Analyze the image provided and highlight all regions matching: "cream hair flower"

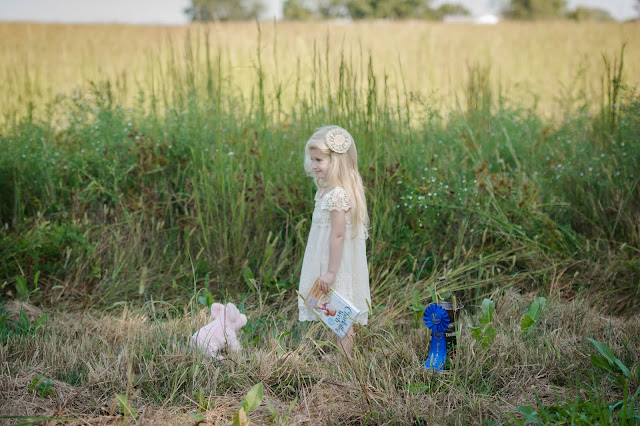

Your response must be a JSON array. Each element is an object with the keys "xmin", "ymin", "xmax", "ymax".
[{"xmin": 325, "ymin": 128, "xmax": 353, "ymax": 153}]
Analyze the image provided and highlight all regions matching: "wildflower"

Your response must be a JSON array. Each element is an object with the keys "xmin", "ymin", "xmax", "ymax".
[{"xmin": 228, "ymin": 152, "xmax": 234, "ymax": 156}]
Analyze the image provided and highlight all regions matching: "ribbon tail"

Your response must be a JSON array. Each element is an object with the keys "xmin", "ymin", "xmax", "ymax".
[{"xmin": 424, "ymin": 331, "xmax": 447, "ymax": 371}]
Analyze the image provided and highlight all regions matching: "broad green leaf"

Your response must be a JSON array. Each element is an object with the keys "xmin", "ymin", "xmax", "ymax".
[
  {"xmin": 590, "ymin": 354, "xmax": 614, "ymax": 373},
  {"xmin": 469, "ymin": 325, "xmax": 483, "ymax": 341},
  {"xmin": 588, "ymin": 338, "xmax": 632, "ymax": 379},
  {"xmin": 242, "ymin": 382, "xmax": 263, "ymax": 413},
  {"xmin": 513, "ymin": 405, "xmax": 540, "ymax": 424},
  {"xmin": 481, "ymin": 298, "xmax": 495, "ymax": 325},
  {"xmin": 526, "ymin": 297, "xmax": 546, "ymax": 321},
  {"xmin": 587, "ymin": 338, "xmax": 617, "ymax": 364},
  {"xmin": 115, "ymin": 394, "xmax": 137, "ymax": 421},
  {"xmin": 521, "ymin": 315, "xmax": 535, "ymax": 331},
  {"xmin": 231, "ymin": 407, "xmax": 249, "ymax": 426},
  {"xmin": 410, "ymin": 290, "xmax": 422, "ymax": 311}
]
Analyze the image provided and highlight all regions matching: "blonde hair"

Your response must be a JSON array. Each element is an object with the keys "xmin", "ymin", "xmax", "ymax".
[{"xmin": 304, "ymin": 125, "xmax": 369, "ymax": 238}]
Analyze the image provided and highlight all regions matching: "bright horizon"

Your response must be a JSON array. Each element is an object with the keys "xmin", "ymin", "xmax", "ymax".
[{"xmin": 0, "ymin": 0, "xmax": 637, "ymax": 23}]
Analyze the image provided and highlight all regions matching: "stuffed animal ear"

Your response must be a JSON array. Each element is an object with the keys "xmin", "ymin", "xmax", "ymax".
[
  {"xmin": 211, "ymin": 303, "xmax": 225, "ymax": 319},
  {"xmin": 224, "ymin": 302, "xmax": 239, "ymax": 322},
  {"xmin": 238, "ymin": 313, "xmax": 248, "ymax": 329}
]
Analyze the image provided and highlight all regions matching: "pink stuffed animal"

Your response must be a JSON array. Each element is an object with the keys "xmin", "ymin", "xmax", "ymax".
[{"xmin": 191, "ymin": 302, "xmax": 248, "ymax": 359}]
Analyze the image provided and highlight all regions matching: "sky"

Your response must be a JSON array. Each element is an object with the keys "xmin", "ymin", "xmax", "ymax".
[{"xmin": 0, "ymin": 0, "xmax": 637, "ymax": 23}]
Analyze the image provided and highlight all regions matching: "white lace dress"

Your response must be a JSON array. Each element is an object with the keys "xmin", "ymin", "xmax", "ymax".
[{"xmin": 298, "ymin": 186, "xmax": 370, "ymax": 325}]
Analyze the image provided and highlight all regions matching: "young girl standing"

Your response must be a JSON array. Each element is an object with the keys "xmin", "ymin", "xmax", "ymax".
[{"xmin": 298, "ymin": 125, "xmax": 370, "ymax": 356}]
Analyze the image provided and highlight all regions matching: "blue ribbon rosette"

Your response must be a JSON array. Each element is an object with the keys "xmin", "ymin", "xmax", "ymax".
[{"xmin": 423, "ymin": 304, "xmax": 450, "ymax": 371}]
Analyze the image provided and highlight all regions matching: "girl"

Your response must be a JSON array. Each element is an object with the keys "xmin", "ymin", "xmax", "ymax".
[{"xmin": 298, "ymin": 125, "xmax": 370, "ymax": 356}]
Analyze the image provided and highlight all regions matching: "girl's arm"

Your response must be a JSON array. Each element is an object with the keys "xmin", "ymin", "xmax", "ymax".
[{"xmin": 319, "ymin": 209, "xmax": 347, "ymax": 293}]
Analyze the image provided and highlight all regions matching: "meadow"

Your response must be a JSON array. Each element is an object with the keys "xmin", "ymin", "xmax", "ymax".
[{"xmin": 0, "ymin": 21, "xmax": 639, "ymax": 424}]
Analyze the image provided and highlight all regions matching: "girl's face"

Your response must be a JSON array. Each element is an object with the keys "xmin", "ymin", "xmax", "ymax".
[{"xmin": 309, "ymin": 148, "xmax": 331, "ymax": 179}]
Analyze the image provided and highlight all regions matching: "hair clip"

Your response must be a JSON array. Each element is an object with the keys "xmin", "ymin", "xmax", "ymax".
[{"xmin": 325, "ymin": 128, "xmax": 353, "ymax": 153}]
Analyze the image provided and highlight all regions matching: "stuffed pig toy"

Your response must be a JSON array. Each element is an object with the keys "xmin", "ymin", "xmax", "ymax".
[{"xmin": 191, "ymin": 302, "xmax": 248, "ymax": 359}]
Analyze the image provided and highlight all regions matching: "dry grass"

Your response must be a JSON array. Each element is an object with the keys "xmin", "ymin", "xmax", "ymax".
[
  {"xmin": 1, "ymin": 291, "xmax": 638, "ymax": 425},
  {"xmin": 1, "ymin": 21, "xmax": 639, "ymax": 124}
]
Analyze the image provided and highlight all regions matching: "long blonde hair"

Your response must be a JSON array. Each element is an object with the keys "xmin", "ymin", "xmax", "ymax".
[{"xmin": 304, "ymin": 125, "xmax": 369, "ymax": 238}]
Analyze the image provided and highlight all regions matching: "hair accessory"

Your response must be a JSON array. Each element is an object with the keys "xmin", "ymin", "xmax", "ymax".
[{"xmin": 325, "ymin": 128, "xmax": 353, "ymax": 153}]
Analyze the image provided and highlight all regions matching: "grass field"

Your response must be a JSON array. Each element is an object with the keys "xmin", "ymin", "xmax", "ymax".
[
  {"xmin": 2, "ymin": 21, "xmax": 640, "ymax": 124},
  {"xmin": 0, "ymin": 21, "xmax": 639, "ymax": 424}
]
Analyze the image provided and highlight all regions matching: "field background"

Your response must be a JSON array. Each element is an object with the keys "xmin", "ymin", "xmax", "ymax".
[
  {"xmin": 2, "ymin": 21, "xmax": 640, "ymax": 124},
  {"xmin": 0, "ymin": 21, "xmax": 639, "ymax": 424}
]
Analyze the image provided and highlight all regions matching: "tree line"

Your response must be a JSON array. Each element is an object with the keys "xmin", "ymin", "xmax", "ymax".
[{"xmin": 185, "ymin": 0, "xmax": 618, "ymax": 22}]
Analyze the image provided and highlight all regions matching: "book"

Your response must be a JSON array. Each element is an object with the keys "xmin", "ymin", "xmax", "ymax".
[{"xmin": 304, "ymin": 278, "xmax": 360, "ymax": 338}]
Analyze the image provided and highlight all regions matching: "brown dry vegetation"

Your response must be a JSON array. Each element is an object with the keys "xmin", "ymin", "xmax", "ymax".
[{"xmin": 1, "ymin": 291, "xmax": 638, "ymax": 425}]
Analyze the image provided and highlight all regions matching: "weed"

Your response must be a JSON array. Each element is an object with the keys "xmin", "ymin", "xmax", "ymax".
[
  {"xmin": 28, "ymin": 375, "xmax": 55, "ymax": 398},
  {"xmin": 0, "ymin": 307, "xmax": 48, "ymax": 344},
  {"xmin": 468, "ymin": 298, "xmax": 497, "ymax": 347},
  {"xmin": 233, "ymin": 382, "xmax": 263, "ymax": 426},
  {"xmin": 520, "ymin": 296, "xmax": 546, "ymax": 336}
]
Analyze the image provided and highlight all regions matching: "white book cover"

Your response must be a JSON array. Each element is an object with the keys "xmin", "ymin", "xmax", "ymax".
[{"xmin": 304, "ymin": 278, "xmax": 360, "ymax": 338}]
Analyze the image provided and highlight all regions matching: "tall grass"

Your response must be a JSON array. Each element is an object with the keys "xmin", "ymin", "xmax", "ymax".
[{"xmin": 0, "ymin": 25, "xmax": 638, "ymax": 315}]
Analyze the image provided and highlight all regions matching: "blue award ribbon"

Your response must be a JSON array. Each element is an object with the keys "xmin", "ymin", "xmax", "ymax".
[{"xmin": 423, "ymin": 304, "xmax": 450, "ymax": 371}]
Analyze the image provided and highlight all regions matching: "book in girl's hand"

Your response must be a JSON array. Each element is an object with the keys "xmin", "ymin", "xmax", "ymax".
[{"xmin": 304, "ymin": 278, "xmax": 360, "ymax": 338}]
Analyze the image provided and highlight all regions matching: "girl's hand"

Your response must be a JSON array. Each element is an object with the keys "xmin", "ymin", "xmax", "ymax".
[{"xmin": 319, "ymin": 271, "xmax": 336, "ymax": 293}]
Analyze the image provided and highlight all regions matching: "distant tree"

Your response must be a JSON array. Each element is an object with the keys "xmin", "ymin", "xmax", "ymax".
[
  {"xmin": 344, "ymin": 0, "xmax": 432, "ymax": 19},
  {"xmin": 283, "ymin": 0, "xmax": 345, "ymax": 19},
  {"xmin": 344, "ymin": 0, "xmax": 375, "ymax": 19},
  {"xmin": 566, "ymin": 7, "xmax": 613, "ymax": 22},
  {"xmin": 502, "ymin": 0, "xmax": 566, "ymax": 20},
  {"xmin": 283, "ymin": 0, "xmax": 315, "ymax": 20},
  {"xmin": 185, "ymin": 0, "xmax": 265, "ymax": 21},
  {"xmin": 419, "ymin": 3, "xmax": 470, "ymax": 20},
  {"xmin": 316, "ymin": 0, "xmax": 348, "ymax": 18},
  {"xmin": 435, "ymin": 3, "xmax": 471, "ymax": 17}
]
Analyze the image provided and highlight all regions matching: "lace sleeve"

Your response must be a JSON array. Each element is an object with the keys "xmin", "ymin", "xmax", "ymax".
[{"xmin": 320, "ymin": 187, "xmax": 351, "ymax": 212}]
